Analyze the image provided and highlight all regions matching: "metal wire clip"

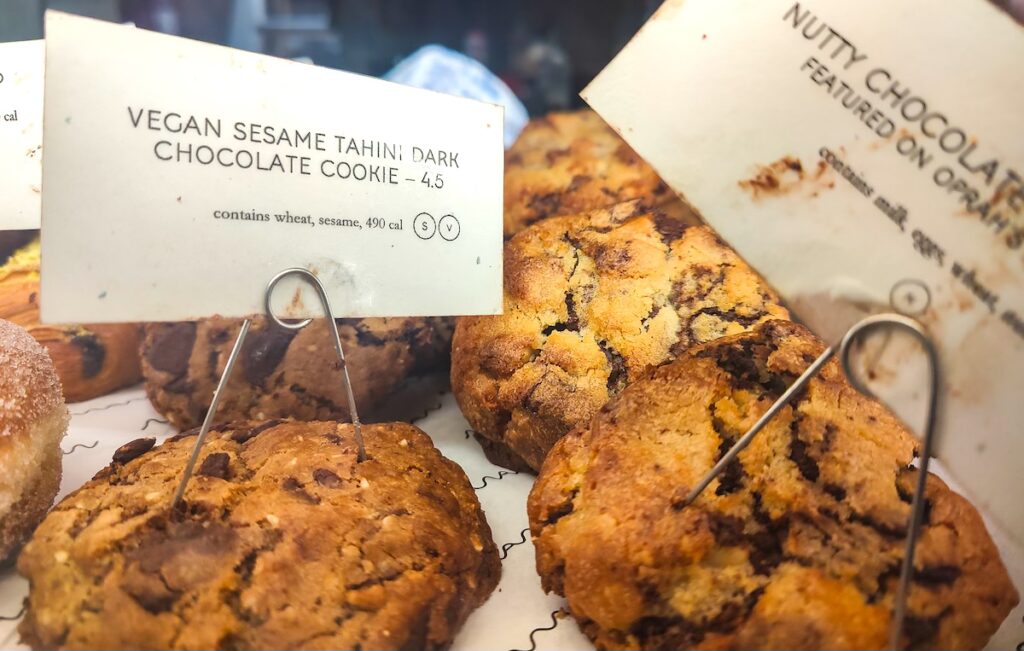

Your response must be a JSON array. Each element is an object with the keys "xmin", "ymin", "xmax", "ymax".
[
  {"xmin": 682, "ymin": 313, "xmax": 940, "ymax": 651},
  {"xmin": 170, "ymin": 268, "xmax": 364, "ymax": 510}
]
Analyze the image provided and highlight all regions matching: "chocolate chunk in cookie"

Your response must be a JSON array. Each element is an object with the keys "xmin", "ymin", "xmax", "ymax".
[
  {"xmin": 503, "ymin": 110, "xmax": 696, "ymax": 237},
  {"xmin": 528, "ymin": 321, "xmax": 1018, "ymax": 650},
  {"xmin": 19, "ymin": 421, "xmax": 499, "ymax": 650},
  {"xmin": 453, "ymin": 201, "xmax": 788, "ymax": 471}
]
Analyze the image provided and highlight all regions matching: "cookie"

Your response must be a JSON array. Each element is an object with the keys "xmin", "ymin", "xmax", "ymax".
[
  {"xmin": 528, "ymin": 320, "xmax": 1018, "ymax": 650},
  {"xmin": 143, "ymin": 316, "xmax": 453, "ymax": 429},
  {"xmin": 18, "ymin": 420, "xmax": 500, "ymax": 650},
  {"xmin": 0, "ymin": 318, "xmax": 68, "ymax": 563},
  {"xmin": 0, "ymin": 239, "xmax": 142, "ymax": 402},
  {"xmin": 503, "ymin": 109, "xmax": 698, "ymax": 237},
  {"xmin": 452, "ymin": 200, "xmax": 788, "ymax": 471}
]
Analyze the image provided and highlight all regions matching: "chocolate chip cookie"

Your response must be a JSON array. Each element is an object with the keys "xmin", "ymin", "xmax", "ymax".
[
  {"xmin": 19, "ymin": 420, "xmax": 500, "ymax": 650},
  {"xmin": 503, "ymin": 109, "xmax": 698, "ymax": 237},
  {"xmin": 528, "ymin": 320, "xmax": 1018, "ymax": 650},
  {"xmin": 143, "ymin": 316, "xmax": 453, "ymax": 429},
  {"xmin": 452, "ymin": 200, "xmax": 788, "ymax": 472}
]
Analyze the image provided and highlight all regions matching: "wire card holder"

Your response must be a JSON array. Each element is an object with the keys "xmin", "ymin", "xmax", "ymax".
[
  {"xmin": 683, "ymin": 313, "xmax": 940, "ymax": 651},
  {"xmin": 170, "ymin": 268, "xmax": 365, "ymax": 510}
]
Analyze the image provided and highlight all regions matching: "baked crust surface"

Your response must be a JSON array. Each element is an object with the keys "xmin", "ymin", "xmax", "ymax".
[
  {"xmin": 453, "ymin": 201, "xmax": 787, "ymax": 471},
  {"xmin": 143, "ymin": 316, "xmax": 453, "ymax": 429},
  {"xmin": 0, "ymin": 318, "xmax": 67, "ymax": 563},
  {"xmin": 19, "ymin": 420, "xmax": 499, "ymax": 650},
  {"xmin": 503, "ymin": 110, "xmax": 692, "ymax": 237},
  {"xmin": 528, "ymin": 320, "xmax": 1018, "ymax": 650}
]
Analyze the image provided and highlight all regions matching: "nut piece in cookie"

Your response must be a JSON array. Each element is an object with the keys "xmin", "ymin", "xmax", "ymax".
[
  {"xmin": 453, "ymin": 200, "xmax": 788, "ymax": 471},
  {"xmin": 503, "ymin": 109, "xmax": 698, "ymax": 237},
  {"xmin": 0, "ymin": 318, "xmax": 68, "ymax": 563},
  {"xmin": 18, "ymin": 420, "xmax": 499, "ymax": 650},
  {"xmin": 142, "ymin": 316, "xmax": 453, "ymax": 429},
  {"xmin": 528, "ymin": 320, "xmax": 1018, "ymax": 650}
]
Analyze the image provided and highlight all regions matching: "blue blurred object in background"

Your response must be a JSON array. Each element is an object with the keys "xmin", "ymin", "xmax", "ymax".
[{"xmin": 385, "ymin": 44, "xmax": 528, "ymax": 148}]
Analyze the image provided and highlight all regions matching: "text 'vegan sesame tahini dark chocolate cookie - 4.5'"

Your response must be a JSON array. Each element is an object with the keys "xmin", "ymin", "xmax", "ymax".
[
  {"xmin": 503, "ymin": 109, "xmax": 699, "ymax": 237},
  {"xmin": 18, "ymin": 420, "xmax": 499, "ymax": 650},
  {"xmin": 142, "ymin": 316, "xmax": 453, "ymax": 429},
  {"xmin": 452, "ymin": 200, "xmax": 788, "ymax": 472},
  {"xmin": 528, "ymin": 320, "xmax": 1018, "ymax": 650}
]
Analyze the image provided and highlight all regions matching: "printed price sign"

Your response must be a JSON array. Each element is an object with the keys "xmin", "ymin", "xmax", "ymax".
[
  {"xmin": 584, "ymin": 0, "xmax": 1024, "ymax": 544},
  {"xmin": 0, "ymin": 39, "xmax": 43, "ymax": 230},
  {"xmin": 40, "ymin": 12, "xmax": 503, "ymax": 323}
]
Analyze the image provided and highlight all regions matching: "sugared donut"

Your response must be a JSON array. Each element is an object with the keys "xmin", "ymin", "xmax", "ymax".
[{"xmin": 0, "ymin": 318, "xmax": 68, "ymax": 562}]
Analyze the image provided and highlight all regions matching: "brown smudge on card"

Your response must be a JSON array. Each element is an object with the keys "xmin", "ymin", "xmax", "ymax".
[
  {"xmin": 289, "ymin": 287, "xmax": 304, "ymax": 314},
  {"xmin": 739, "ymin": 155, "xmax": 835, "ymax": 200},
  {"xmin": 739, "ymin": 156, "xmax": 804, "ymax": 198}
]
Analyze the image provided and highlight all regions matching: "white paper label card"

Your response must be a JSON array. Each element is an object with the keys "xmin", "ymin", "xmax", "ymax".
[
  {"xmin": 0, "ymin": 39, "xmax": 44, "ymax": 230},
  {"xmin": 584, "ymin": 0, "xmax": 1024, "ymax": 543},
  {"xmin": 40, "ymin": 11, "xmax": 503, "ymax": 323}
]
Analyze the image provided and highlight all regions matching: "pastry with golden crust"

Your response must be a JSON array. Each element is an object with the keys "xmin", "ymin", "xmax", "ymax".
[
  {"xmin": 0, "ymin": 239, "xmax": 142, "ymax": 403},
  {"xmin": 142, "ymin": 316, "xmax": 453, "ymax": 429},
  {"xmin": 503, "ymin": 109, "xmax": 697, "ymax": 237},
  {"xmin": 453, "ymin": 200, "xmax": 787, "ymax": 471},
  {"xmin": 19, "ymin": 420, "xmax": 499, "ymax": 649},
  {"xmin": 528, "ymin": 320, "xmax": 1018, "ymax": 650},
  {"xmin": 0, "ymin": 318, "xmax": 68, "ymax": 563}
]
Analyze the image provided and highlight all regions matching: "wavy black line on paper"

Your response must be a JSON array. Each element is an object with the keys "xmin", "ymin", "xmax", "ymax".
[
  {"xmin": 70, "ymin": 396, "xmax": 146, "ymax": 416},
  {"xmin": 472, "ymin": 469, "xmax": 519, "ymax": 490},
  {"xmin": 0, "ymin": 605, "xmax": 25, "ymax": 621},
  {"xmin": 464, "ymin": 428, "xmax": 473, "ymax": 439},
  {"xmin": 141, "ymin": 417, "xmax": 169, "ymax": 431},
  {"xmin": 500, "ymin": 527, "xmax": 530, "ymax": 560},
  {"xmin": 510, "ymin": 609, "xmax": 561, "ymax": 651},
  {"xmin": 62, "ymin": 440, "xmax": 99, "ymax": 455}
]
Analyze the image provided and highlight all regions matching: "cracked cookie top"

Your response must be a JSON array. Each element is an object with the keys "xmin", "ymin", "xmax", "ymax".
[
  {"xmin": 452, "ymin": 200, "xmax": 788, "ymax": 471},
  {"xmin": 503, "ymin": 110, "xmax": 684, "ymax": 237},
  {"xmin": 18, "ymin": 421, "xmax": 500, "ymax": 650},
  {"xmin": 528, "ymin": 320, "xmax": 1018, "ymax": 650}
]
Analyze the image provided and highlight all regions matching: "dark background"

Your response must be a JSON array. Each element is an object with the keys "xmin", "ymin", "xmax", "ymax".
[
  {"xmin": 0, "ymin": 0, "xmax": 665, "ymax": 115},
  {"xmin": 3, "ymin": 0, "xmax": 1021, "ymax": 116}
]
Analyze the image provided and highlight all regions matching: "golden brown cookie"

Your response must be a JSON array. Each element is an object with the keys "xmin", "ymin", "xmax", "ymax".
[
  {"xmin": 0, "ymin": 318, "xmax": 68, "ymax": 563},
  {"xmin": 452, "ymin": 200, "xmax": 788, "ymax": 471},
  {"xmin": 0, "ymin": 239, "xmax": 142, "ymax": 402},
  {"xmin": 142, "ymin": 316, "xmax": 453, "ymax": 429},
  {"xmin": 503, "ymin": 109, "xmax": 697, "ymax": 237},
  {"xmin": 528, "ymin": 320, "xmax": 1018, "ymax": 650},
  {"xmin": 19, "ymin": 420, "xmax": 499, "ymax": 650}
]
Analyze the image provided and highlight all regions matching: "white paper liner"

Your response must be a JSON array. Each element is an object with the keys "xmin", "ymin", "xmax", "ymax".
[{"xmin": 0, "ymin": 382, "xmax": 1019, "ymax": 650}]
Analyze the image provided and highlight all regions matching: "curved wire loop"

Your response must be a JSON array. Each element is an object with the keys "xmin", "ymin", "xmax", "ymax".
[
  {"xmin": 683, "ymin": 312, "xmax": 940, "ymax": 650},
  {"xmin": 265, "ymin": 268, "xmax": 364, "ymax": 461},
  {"xmin": 172, "ymin": 268, "xmax": 366, "ymax": 512},
  {"xmin": 838, "ymin": 313, "xmax": 940, "ymax": 650}
]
